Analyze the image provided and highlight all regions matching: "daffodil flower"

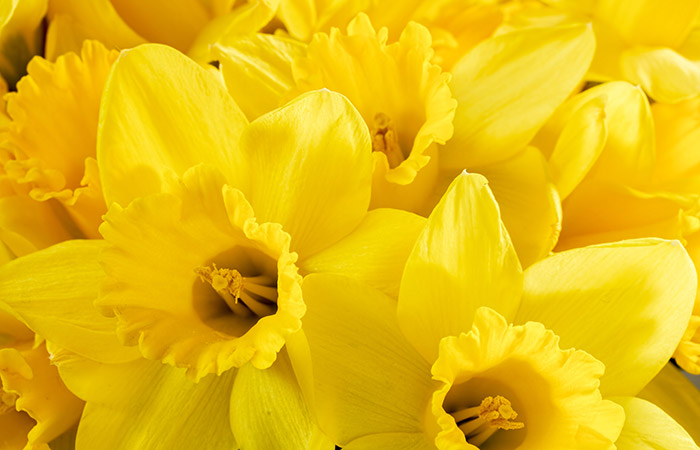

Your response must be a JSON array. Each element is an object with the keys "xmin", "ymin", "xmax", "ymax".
[
  {"xmin": 0, "ymin": 309, "xmax": 83, "ymax": 450},
  {"xmin": 215, "ymin": 15, "xmax": 593, "ymax": 266},
  {"xmin": 506, "ymin": 0, "xmax": 700, "ymax": 103},
  {"xmin": 1, "ymin": 40, "xmax": 118, "ymax": 240},
  {"xmin": 301, "ymin": 172, "xmax": 698, "ymax": 449},
  {"xmin": 534, "ymin": 81, "xmax": 700, "ymax": 375},
  {"xmin": 0, "ymin": 43, "xmax": 425, "ymax": 448},
  {"xmin": 45, "ymin": 0, "xmax": 279, "ymax": 60}
]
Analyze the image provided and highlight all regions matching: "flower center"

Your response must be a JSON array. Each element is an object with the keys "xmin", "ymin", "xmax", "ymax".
[
  {"xmin": 195, "ymin": 263, "xmax": 278, "ymax": 319},
  {"xmin": 451, "ymin": 395, "xmax": 524, "ymax": 447},
  {"xmin": 371, "ymin": 112, "xmax": 405, "ymax": 169}
]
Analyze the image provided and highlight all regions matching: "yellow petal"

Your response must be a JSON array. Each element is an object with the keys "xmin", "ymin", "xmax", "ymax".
[
  {"xmin": 299, "ymin": 208, "xmax": 426, "ymax": 298},
  {"xmin": 0, "ymin": 409, "xmax": 35, "ymax": 450},
  {"xmin": 230, "ymin": 350, "xmax": 312, "ymax": 449},
  {"xmin": 518, "ymin": 239, "xmax": 697, "ymax": 396},
  {"xmin": 621, "ymin": 46, "xmax": 700, "ymax": 103},
  {"xmin": 611, "ymin": 397, "xmax": 699, "ymax": 450},
  {"xmin": 442, "ymin": 24, "xmax": 595, "ymax": 169},
  {"xmin": 0, "ymin": 197, "xmax": 82, "ymax": 256},
  {"xmin": 0, "ymin": 343, "xmax": 83, "ymax": 448},
  {"xmin": 189, "ymin": 0, "xmax": 281, "ymax": 64},
  {"xmin": 240, "ymin": 89, "xmax": 371, "ymax": 257},
  {"xmin": 56, "ymin": 356, "xmax": 237, "ymax": 450},
  {"xmin": 557, "ymin": 180, "xmax": 700, "ymax": 251},
  {"xmin": 98, "ymin": 43, "xmax": 249, "ymax": 208},
  {"xmin": 344, "ymin": 433, "xmax": 431, "ymax": 450},
  {"xmin": 108, "ymin": 0, "xmax": 211, "ymax": 51},
  {"xmin": 0, "ymin": 240, "xmax": 139, "ymax": 364},
  {"xmin": 277, "ymin": 0, "xmax": 316, "ymax": 41},
  {"xmin": 397, "ymin": 172, "xmax": 523, "ymax": 363},
  {"xmin": 431, "ymin": 307, "xmax": 624, "ymax": 450},
  {"xmin": 5, "ymin": 40, "xmax": 118, "ymax": 238},
  {"xmin": 216, "ymin": 33, "xmax": 305, "ymax": 121},
  {"xmin": 537, "ymin": 81, "xmax": 654, "ymax": 188},
  {"xmin": 546, "ymin": 97, "xmax": 607, "ymax": 200},
  {"xmin": 652, "ymin": 96, "xmax": 700, "ymax": 186},
  {"xmin": 302, "ymin": 274, "xmax": 433, "ymax": 445},
  {"xmin": 595, "ymin": 0, "xmax": 700, "ymax": 48},
  {"xmin": 638, "ymin": 363, "xmax": 700, "ymax": 444},
  {"xmin": 47, "ymin": 0, "xmax": 144, "ymax": 54},
  {"xmin": 473, "ymin": 146, "xmax": 562, "ymax": 267}
]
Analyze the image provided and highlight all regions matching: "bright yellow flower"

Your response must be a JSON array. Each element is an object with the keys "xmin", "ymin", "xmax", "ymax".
[
  {"xmin": 0, "ymin": 43, "xmax": 425, "ymax": 448},
  {"xmin": 535, "ymin": 83, "xmax": 700, "ymax": 375},
  {"xmin": 301, "ymin": 172, "xmax": 698, "ymax": 449},
  {"xmin": 507, "ymin": 0, "xmax": 700, "ymax": 103},
  {"xmin": 1, "ymin": 40, "xmax": 118, "ymax": 239},
  {"xmin": 0, "ymin": 310, "xmax": 83, "ymax": 450},
  {"xmin": 215, "ymin": 15, "xmax": 594, "ymax": 266}
]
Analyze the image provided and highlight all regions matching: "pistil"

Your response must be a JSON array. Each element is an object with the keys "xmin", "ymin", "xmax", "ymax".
[
  {"xmin": 0, "ymin": 388, "xmax": 18, "ymax": 414},
  {"xmin": 451, "ymin": 395, "xmax": 524, "ymax": 447}
]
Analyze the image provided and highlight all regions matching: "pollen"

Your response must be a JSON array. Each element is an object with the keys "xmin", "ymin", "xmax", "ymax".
[
  {"xmin": 195, "ymin": 264, "xmax": 243, "ymax": 301},
  {"xmin": 451, "ymin": 395, "xmax": 524, "ymax": 447},
  {"xmin": 371, "ymin": 112, "xmax": 405, "ymax": 169},
  {"xmin": 195, "ymin": 263, "xmax": 278, "ymax": 318}
]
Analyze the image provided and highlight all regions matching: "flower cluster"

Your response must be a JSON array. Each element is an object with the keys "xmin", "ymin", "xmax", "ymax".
[{"xmin": 1, "ymin": 0, "xmax": 700, "ymax": 449}]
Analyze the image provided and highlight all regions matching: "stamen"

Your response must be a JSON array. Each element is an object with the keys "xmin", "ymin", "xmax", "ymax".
[
  {"xmin": 451, "ymin": 395, "xmax": 524, "ymax": 447},
  {"xmin": 371, "ymin": 112, "xmax": 404, "ymax": 169},
  {"xmin": 195, "ymin": 264, "xmax": 278, "ymax": 318}
]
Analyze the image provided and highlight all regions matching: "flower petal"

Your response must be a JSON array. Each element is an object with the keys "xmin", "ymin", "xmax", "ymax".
[
  {"xmin": 638, "ymin": 363, "xmax": 700, "ymax": 444},
  {"xmin": 230, "ymin": 350, "xmax": 312, "ymax": 450},
  {"xmin": 108, "ymin": 0, "xmax": 211, "ymax": 51},
  {"xmin": 517, "ymin": 239, "xmax": 697, "ymax": 396},
  {"xmin": 240, "ymin": 89, "xmax": 372, "ymax": 257},
  {"xmin": 47, "ymin": 0, "xmax": 144, "ymax": 55},
  {"xmin": 474, "ymin": 146, "xmax": 562, "ymax": 267},
  {"xmin": 98, "ymin": 43, "xmax": 249, "ymax": 208},
  {"xmin": 56, "ymin": 356, "xmax": 237, "ymax": 450},
  {"xmin": 0, "ymin": 240, "xmax": 139, "ymax": 364},
  {"xmin": 299, "ymin": 208, "xmax": 426, "ymax": 298},
  {"xmin": 302, "ymin": 273, "xmax": 433, "ymax": 445},
  {"xmin": 0, "ymin": 197, "xmax": 81, "ymax": 257},
  {"xmin": 397, "ymin": 172, "xmax": 522, "ymax": 363},
  {"xmin": 621, "ymin": 46, "xmax": 700, "ymax": 103},
  {"xmin": 0, "ymin": 344, "xmax": 83, "ymax": 447},
  {"xmin": 595, "ymin": 0, "xmax": 700, "ymax": 48},
  {"xmin": 611, "ymin": 397, "xmax": 699, "ymax": 450},
  {"xmin": 442, "ymin": 24, "xmax": 594, "ymax": 169},
  {"xmin": 216, "ymin": 33, "xmax": 305, "ymax": 121},
  {"xmin": 344, "ymin": 433, "xmax": 432, "ymax": 450}
]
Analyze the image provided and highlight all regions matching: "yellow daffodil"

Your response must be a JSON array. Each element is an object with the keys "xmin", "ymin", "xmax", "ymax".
[
  {"xmin": 215, "ymin": 14, "xmax": 593, "ymax": 266},
  {"xmin": 0, "ymin": 0, "xmax": 46, "ymax": 89},
  {"xmin": 301, "ymin": 172, "xmax": 698, "ymax": 449},
  {"xmin": 535, "ymin": 82, "xmax": 700, "ymax": 375},
  {"xmin": 0, "ymin": 43, "xmax": 425, "ymax": 448},
  {"xmin": 45, "ymin": 0, "xmax": 280, "ymax": 60},
  {"xmin": 0, "ymin": 310, "xmax": 83, "ymax": 450},
  {"xmin": 506, "ymin": 0, "xmax": 700, "ymax": 103},
  {"xmin": 1, "ymin": 40, "xmax": 118, "ymax": 239}
]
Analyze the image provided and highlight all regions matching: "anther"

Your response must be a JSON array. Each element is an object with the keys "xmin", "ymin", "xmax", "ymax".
[
  {"xmin": 451, "ymin": 395, "xmax": 524, "ymax": 447},
  {"xmin": 371, "ymin": 112, "xmax": 404, "ymax": 168}
]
